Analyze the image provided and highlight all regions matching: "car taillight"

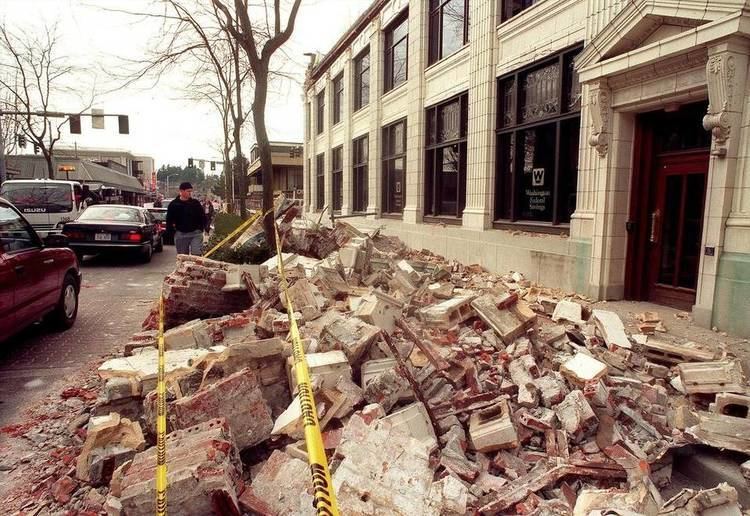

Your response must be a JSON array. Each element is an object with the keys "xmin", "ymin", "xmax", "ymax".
[
  {"xmin": 64, "ymin": 230, "xmax": 84, "ymax": 239},
  {"xmin": 122, "ymin": 231, "xmax": 142, "ymax": 242}
]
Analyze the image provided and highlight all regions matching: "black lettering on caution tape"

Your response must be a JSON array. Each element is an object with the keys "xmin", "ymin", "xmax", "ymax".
[
  {"xmin": 310, "ymin": 463, "xmax": 335, "ymax": 516},
  {"xmin": 297, "ymin": 383, "xmax": 317, "ymax": 428}
]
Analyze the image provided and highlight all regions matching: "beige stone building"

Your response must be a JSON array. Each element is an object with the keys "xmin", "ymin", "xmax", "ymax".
[{"xmin": 302, "ymin": 0, "xmax": 750, "ymax": 336}]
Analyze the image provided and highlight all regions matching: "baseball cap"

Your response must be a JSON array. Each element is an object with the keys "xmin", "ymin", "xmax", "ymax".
[{"xmin": 179, "ymin": 182, "xmax": 193, "ymax": 190}]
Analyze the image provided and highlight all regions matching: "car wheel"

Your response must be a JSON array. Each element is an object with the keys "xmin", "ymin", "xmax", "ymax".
[
  {"xmin": 48, "ymin": 273, "xmax": 79, "ymax": 330},
  {"xmin": 155, "ymin": 236, "xmax": 164, "ymax": 252},
  {"xmin": 140, "ymin": 243, "xmax": 153, "ymax": 263}
]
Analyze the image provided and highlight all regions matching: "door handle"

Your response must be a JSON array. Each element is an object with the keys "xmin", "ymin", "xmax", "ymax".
[
  {"xmin": 649, "ymin": 209, "xmax": 661, "ymax": 244},
  {"xmin": 43, "ymin": 259, "xmax": 54, "ymax": 264},
  {"xmin": 14, "ymin": 265, "xmax": 24, "ymax": 274}
]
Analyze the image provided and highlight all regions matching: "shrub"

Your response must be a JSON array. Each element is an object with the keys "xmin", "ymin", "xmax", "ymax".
[{"xmin": 204, "ymin": 212, "xmax": 271, "ymax": 264}]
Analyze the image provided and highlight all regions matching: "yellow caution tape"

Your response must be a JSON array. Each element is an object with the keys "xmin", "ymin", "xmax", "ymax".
[
  {"xmin": 273, "ymin": 222, "xmax": 340, "ymax": 516},
  {"xmin": 204, "ymin": 209, "xmax": 264, "ymax": 258},
  {"xmin": 156, "ymin": 294, "xmax": 167, "ymax": 515}
]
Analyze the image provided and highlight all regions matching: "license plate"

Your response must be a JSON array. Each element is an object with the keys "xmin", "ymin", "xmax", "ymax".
[{"xmin": 95, "ymin": 233, "xmax": 111, "ymax": 241}]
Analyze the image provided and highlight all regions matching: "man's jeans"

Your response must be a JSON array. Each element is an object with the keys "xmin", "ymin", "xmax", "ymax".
[{"xmin": 175, "ymin": 230, "xmax": 203, "ymax": 255}]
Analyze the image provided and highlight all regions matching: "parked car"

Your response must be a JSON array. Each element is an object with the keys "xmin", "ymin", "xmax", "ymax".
[
  {"xmin": 0, "ymin": 179, "xmax": 84, "ymax": 236},
  {"xmin": 62, "ymin": 205, "xmax": 163, "ymax": 263},
  {"xmin": 0, "ymin": 197, "xmax": 81, "ymax": 342},
  {"xmin": 147, "ymin": 207, "xmax": 173, "ymax": 245}
]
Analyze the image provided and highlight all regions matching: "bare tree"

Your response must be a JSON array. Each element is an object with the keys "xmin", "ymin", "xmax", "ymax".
[
  {"xmin": 0, "ymin": 23, "xmax": 93, "ymax": 179},
  {"xmin": 212, "ymin": 0, "xmax": 303, "ymax": 247}
]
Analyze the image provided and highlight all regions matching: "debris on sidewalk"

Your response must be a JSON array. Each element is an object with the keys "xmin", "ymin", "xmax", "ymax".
[{"xmin": 5, "ymin": 220, "xmax": 750, "ymax": 515}]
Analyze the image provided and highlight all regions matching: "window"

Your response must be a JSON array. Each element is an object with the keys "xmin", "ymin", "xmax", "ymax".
[
  {"xmin": 384, "ymin": 12, "xmax": 409, "ymax": 92},
  {"xmin": 0, "ymin": 206, "xmax": 39, "ymax": 253},
  {"xmin": 354, "ymin": 48, "xmax": 370, "ymax": 111},
  {"xmin": 353, "ymin": 134, "xmax": 369, "ymax": 212},
  {"xmin": 332, "ymin": 146, "xmax": 343, "ymax": 212},
  {"xmin": 495, "ymin": 46, "xmax": 582, "ymax": 227},
  {"xmin": 382, "ymin": 119, "xmax": 406, "ymax": 214},
  {"xmin": 428, "ymin": 0, "xmax": 469, "ymax": 65},
  {"xmin": 316, "ymin": 89, "xmax": 325, "ymax": 135},
  {"xmin": 501, "ymin": 0, "xmax": 537, "ymax": 22},
  {"xmin": 425, "ymin": 93, "xmax": 468, "ymax": 218},
  {"xmin": 333, "ymin": 73, "xmax": 344, "ymax": 125},
  {"xmin": 316, "ymin": 153, "xmax": 325, "ymax": 210}
]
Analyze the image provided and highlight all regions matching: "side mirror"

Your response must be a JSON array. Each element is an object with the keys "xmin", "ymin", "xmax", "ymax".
[{"xmin": 44, "ymin": 233, "xmax": 70, "ymax": 248}]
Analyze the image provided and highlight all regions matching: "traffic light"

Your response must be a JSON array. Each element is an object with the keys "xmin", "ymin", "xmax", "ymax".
[
  {"xmin": 118, "ymin": 115, "xmax": 129, "ymax": 134},
  {"xmin": 17, "ymin": 134, "xmax": 26, "ymax": 148},
  {"xmin": 210, "ymin": 161, "xmax": 216, "ymax": 171},
  {"xmin": 33, "ymin": 143, "xmax": 40, "ymax": 154},
  {"xmin": 188, "ymin": 157, "xmax": 194, "ymax": 168},
  {"xmin": 69, "ymin": 115, "xmax": 81, "ymax": 134}
]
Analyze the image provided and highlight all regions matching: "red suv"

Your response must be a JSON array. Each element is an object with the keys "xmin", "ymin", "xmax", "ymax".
[{"xmin": 0, "ymin": 197, "xmax": 81, "ymax": 342}]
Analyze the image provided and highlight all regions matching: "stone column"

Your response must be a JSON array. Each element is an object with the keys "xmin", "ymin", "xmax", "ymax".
[
  {"xmin": 693, "ymin": 37, "xmax": 750, "ymax": 327},
  {"xmin": 402, "ymin": 3, "xmax": 426, "ymax": 224},
  {"xmin": 323, "ymin": 72, "xmax": 333, "ymax": 213},
  {"xmin": 367, "ymin": 19, "xmax": 383, "ymax": 216},
  {"xmin": 306, "ymin": 92, "xmax": 318, "ymax": 216},
  {"xmin": 341, "ymin": 50, "xmax": 354, "ymax": 216},
  {"xmin": 462, "ymin": 0, "xmax": 498, "ymax": 229}
]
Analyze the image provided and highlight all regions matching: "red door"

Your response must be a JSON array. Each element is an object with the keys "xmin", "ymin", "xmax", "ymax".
[{"xmin": 646, "ymin": 152, "xmax": 708, "ymax": 310}]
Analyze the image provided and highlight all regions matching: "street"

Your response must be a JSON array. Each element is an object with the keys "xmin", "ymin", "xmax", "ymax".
[{"xmin": 0, "ymin": 246, "xmax": 175, "ymax": 427}]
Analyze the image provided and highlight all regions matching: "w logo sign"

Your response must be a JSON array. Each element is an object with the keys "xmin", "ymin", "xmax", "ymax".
[{"xmin": 532, "ymin": 168, "xmax": 545, "ymax": 186}]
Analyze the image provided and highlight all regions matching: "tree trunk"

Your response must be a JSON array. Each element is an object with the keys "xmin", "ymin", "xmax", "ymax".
[
  {"xmin": 43, "ymin": 147, "xmax": 54, "ymax": 179},
  {"xmin": 222, "ymin": 145, "xmax": 232, "ymax": 213},
  {"xmin": 252, "ymin": 65, "xmax": 275, "ymax": 251}
]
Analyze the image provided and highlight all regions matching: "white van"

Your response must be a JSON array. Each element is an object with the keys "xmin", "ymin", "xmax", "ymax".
[{"xmin": 0, "ymin": 179, "xmax": 84, "ymax": 236}]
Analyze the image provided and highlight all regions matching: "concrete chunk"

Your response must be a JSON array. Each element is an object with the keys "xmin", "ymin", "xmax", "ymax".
[
  {"xmin": 76, "ymin": 413, "xmax": 145, "ymax": 486},
  {"xmin": 469, "ymin": 399, "xmax": 519, "ymax": 452},
  {"xmin": 288, "ymin": 350, "xmax": 352, "ymax": 392},
  {"xmin": 677, "ymin": 360, "xmax": 746, "ymax": 394},
  {"xmin": 354, "ymin": 290, "xmax": 403, "ymax": 334},
  {"xmin": 418, "ymin": 295, "xmax": 477, "ymax": 329},
  {"xmin": 592, "ymin": 309, "xmax": 631, "ymax": 350},
  {"xmin": 560, "ymin": 353, "xmax": 608, "ymax": 385},
  {"xmin": 319, "ymin": 316, "xmax": 380, "ymax": 365},
  {"xmin": 554, "ymin": 390, "xmax": 599, "ymax": 439},
  {"xmin": 382, "ymin": 402, "xmax": 438, "ymax": 450},
  {"xmin": 471, "ymin": 294, "xmax": 536, "ymax": 344},
  {"xmin": 551, "ymin": 299, "xmax": 584, "ymax": 325},
  {"xmin": 245, "ymin": 450, "xmax": 314, "ymax": 515}
]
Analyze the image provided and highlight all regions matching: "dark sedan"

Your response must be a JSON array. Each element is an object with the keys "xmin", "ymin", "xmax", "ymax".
[
  {"xmin": 147, "ymin": 207, "xmax": 173, "ymax": 245},
  {"xmin": 63, "ymin": 205, "xmax": 163, "ymax": 263}
]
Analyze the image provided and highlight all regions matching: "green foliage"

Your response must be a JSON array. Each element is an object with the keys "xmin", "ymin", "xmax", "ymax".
[{"xmin": 205, "ymin": 212, "xmax": 270, "ymax": 264}]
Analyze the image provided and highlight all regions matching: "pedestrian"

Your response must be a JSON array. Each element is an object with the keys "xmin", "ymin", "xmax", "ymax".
[
  {"xmin": 166, "ymin": 182, "xmax": 206, "ymax": 256},
  {"xmin": 203, "ymin": 198, "xmax": 215, "ymax": 235}
]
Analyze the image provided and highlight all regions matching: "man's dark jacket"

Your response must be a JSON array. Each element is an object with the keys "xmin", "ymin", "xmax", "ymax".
[{"xmin": 166, "ymin": 197, "xmax": 206, "ymax": 233}]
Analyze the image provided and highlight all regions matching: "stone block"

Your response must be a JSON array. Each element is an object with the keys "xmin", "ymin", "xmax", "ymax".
[
  {"xmin": 170, "ymin": 368, "xmax": 272, "ymax": 450},
  {"xmin": 687, "ymin": 411, "xmax": 750, "ymax": 453},
  {"xmin": 534, "ymin": 373, "xmax": 569, "ymax": 407},
  {"xmin": 641, "ymin": 339, "xmax": 717, "ymax": 364},
  {"xmin": 354, "ymin": 290, "xmax": 403, "ymax": 334},
  {"xmin": 282, "ymin": 278, "xmax": 322, "ymax": 318},
  {"xmin": 551, "ymin": 299, "xmax": 584, "ymax": 325},
  {"xmin": 429, "ymin": 475, "xmax": 468, "ymax": 515},
  {"xmin": 677, "ymin": 360, "xmax": 746, "ymax": 394},
  {"xmin": 710, "ymin": 392, "xmax": 750, "ymax": 419},
  {"xmin": 287, "ymin": 350, "xmax": 352, "ymax": 393},
  {"xmin": 381, "ymin": 402, "xmax": 438, "ymax": 450},
  {"xmin": 560, "ymin": 353, "xmax": 608, "ymax": 386},
  {"xmin": 163, "ymin": 319, "xmax": 212, "ymax": 350},
  {"xmin": 114, "ymin": 419, "xmax": 242, "ymax": 516},
  {"xmin": 418, "ymin": 295, "xmax": 477, "ymax": 329},
  {"xmin": 319, "ymin": 316, "xmax": 380, "ymax": 365},
  {"xmin": 104, "ymin": 377, "xmax": 139, "ymax": 402},
  {"xmin": 554, "ymin": 390, "xmax": 599, "ymax": 439},
  {"xmin": 469, "ymin": 399, "xmax": 519, "ymax": 452},
  {"xmin": 592, "ymin": 309, "xmax": 631, "ymax": 350},
  {"xmin": 363, "ymin": 364, "xmax": 411, "ymax": 413},
  {"xmin": 76, "ymin": 413, "xmax": 145, "ymax": 486},
  {"xmin": 471, "ymin": 294, "xmax": 536, "ymax": 345}
]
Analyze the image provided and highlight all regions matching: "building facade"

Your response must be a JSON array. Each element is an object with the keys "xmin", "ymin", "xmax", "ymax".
[
  {"xmin": 303, "ymin": 0, "xmax": 750, "ymax": 336},
  {"xmin": 246, "ymin": 141, "xmax": 304, "ymax": 211}
]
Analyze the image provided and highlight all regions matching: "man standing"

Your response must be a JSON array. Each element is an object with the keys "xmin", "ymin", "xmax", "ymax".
[{"xmin": 166, "ymin": 182, "xmax": 206, "ymax": 255}]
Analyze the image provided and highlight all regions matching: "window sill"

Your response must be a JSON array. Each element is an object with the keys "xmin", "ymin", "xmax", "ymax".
[
  {"xmin": 332, "ymin": 121, "xmax": 343, "ymax": 128},
  {"xmin": 380, "ymin": 212, "xmax": 403, "ymax": 220},
  {"xmin": 423, "ymin": 215, "xmax": 462, "ymax": 226},
  {"xmin": 425, "ymin": 44, "xmax": 470, "ymax": 77},
  {"xmin": 382, "ymin": 81, "xmax": 407, "ymax": 100},
  {"xmin": 492, "ymin": 220, "xmax": 570, "ymax": 235}
]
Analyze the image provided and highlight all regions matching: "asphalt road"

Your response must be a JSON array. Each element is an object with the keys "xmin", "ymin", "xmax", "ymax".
[{"xmin": 0, "ymin": 245, "xmax": 176, "ymax": 426}]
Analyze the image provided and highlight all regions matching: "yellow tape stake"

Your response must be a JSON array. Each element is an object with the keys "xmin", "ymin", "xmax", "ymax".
[
  {"xmin": 273, "ymin": 223, "xmax": 340, "ymax": 516},
  {"xmin": 204, "ymin": 209, "xmax": 263, "ymax": 258},
  {"xmin": 155, "ymin": 294, "xmax": 167, "ymax": 515}
]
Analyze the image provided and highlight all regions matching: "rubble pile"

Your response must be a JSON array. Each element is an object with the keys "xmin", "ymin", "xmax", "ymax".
[{"xmin": 5, "ymin": 220, "xmax": 749, "ymax": 515}]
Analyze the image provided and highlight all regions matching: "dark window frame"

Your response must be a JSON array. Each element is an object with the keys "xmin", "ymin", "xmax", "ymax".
[
  {"xmin": 332, "ymin": 146, "xmax": 343, "ymax": 212},
  {"xmin": 428, "ymin": 0, "xmax": 470, "ymax": 65},
  {"xmin": 316, "ymin": 89, "xmax": 325, "ymax": 135},
  {"xmin": 382, "ymin": 118, "xmax": 407, "ymax": 215},
  {"xmin": 425, "ymin": 91, "xmax": 468, "ymax": 219},
  {"xmin": 501, "ymin": 0, "xmax": 537, "ymax": 23},
  {"xmin": 384, "ymin": 11, "xmax": 409, "ymax": 93},
  {"xmin": 333, "ymin": 73, "xmax": 344, "ymax": 125},
  {"xmin": 316, "ymin": 153, "xmax": 325, "ymax": 210},
  {"xmin": 352, "ymin": 134, "xmax": 369, "ymax": 212},
  {"xmin": 354, "ymin": 48, "xmax": 370, "ymax": 111},
  {"xmin": 494, "ymin": 45, "xmax": 583, "ymax": 229}
]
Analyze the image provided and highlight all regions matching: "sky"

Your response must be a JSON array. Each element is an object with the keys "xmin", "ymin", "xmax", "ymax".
[{"xmin": 1, "ymin": 0, "xmax": 372, "ymax": 170}]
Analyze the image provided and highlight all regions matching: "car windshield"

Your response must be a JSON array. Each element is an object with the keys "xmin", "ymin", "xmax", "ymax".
[
  {"xmin": 0, "ymin": 183, "xmax": 74, "ymax": 213},
  {"xmin": 148, "ymin": 209, "xmax": 166, "ymax": 222},
  {"xmin": 78, "ymin": 206, "xmax": 141, "ymax": 222}
]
